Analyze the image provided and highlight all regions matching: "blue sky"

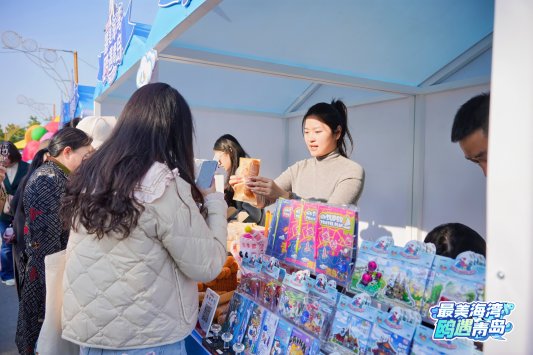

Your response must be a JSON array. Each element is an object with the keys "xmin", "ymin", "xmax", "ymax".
[{"xmin": 0, "ymin": 0, "xmax": 158, "ymax": 127}]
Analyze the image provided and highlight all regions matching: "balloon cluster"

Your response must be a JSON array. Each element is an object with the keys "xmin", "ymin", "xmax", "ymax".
[
  {"xmin": 360, "ymin": 260, "xmax": 382, "ymax": 286},
  {"xmin": 21, "ymin": 119, "xmax": 59, "ymax": 162}
]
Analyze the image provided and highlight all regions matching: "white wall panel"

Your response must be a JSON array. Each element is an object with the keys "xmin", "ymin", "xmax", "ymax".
[{"xmin": 422, "ymin": 85, "xmax": 489, "ymax": 238}]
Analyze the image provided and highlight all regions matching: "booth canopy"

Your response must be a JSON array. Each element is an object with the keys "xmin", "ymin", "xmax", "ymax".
[{"xmin": 96, "ymin": 0, "xmax": 494, "ymax": 116}]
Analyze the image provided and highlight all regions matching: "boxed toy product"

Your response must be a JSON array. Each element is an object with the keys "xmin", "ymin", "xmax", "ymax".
[
  {"xmin": 366, "ymin": 306, "xmax": 417, "ymax": 355},
  {"xmin": 288, "ymin": 327, "xmax": 315, "ymax": 355},
  {"xmin": 270, "ymin": 319, "xmax": 293, "ymax": 355},
  {"xmin": 315, "ymin": 204, "xmax": 357, "ymax": 285},
  {"xmin": 298, "ymin": 294, "xmax": 334, "ymax": 338},
  {"xmin": 222, "ymin": 292, "xmax": 253, "ymax": 346},
  {"xmin": 277, "ymin": 286, "xmax": 306, "ymax": 324},
  {"xmin": 411, "ymin": 324, "xmax": 481, "ymax": 354},
  {"xmin": 383, "ymin": 240, "xmax": 435, "ymax": 311},
  {"xmin": 266, "ymin": 199, "xmax": 293, "ymax": 260},
  {"xmin": 294, "ymin": 202, "xmax": 320, "ymax": 271},
  {"xmin": 284, "ymin": 200, "xmax": 304, "ymax": 266},
  {"xmin": 421, "ymin": 251, "xmax": 486, "ymax": 322},
  {"xmin": 255, "ymin": 309, "xmax": 280, "ymax": 355},
  {"xmin": 349, "ymin": 237, "xmax": 436, "ymax": 313},
  {"xmin": 242, "ymin": 302, "xmax": 266, "ymax": 353},
  {"xmin": 239, "ymin": 226, "xmax": 268, "ymax": 266},
  {"xmin": 327, "ymin": 293, "xmax": 376, "ymax": 354},
  {"xmin": 349, "ymin": 237, "xmax": 394, "ymax": 297}
]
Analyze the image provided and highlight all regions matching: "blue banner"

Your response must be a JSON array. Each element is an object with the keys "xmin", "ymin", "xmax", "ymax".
[
  {"xmin": 97, "ymin": 0, "xmax": 136, "ymax": 85},
  {"xmin": 158, "ymin": 0, "xmax": 191, "ymax": 8}
]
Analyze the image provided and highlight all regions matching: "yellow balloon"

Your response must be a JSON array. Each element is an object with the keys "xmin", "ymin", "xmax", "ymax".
[
  {"xmin": 25, "ymin": 125, "xmax": 40, "ymax": 142},
  {"xmin": 15, "ymin": 139, "xmax": 26, "ymax": 149}
]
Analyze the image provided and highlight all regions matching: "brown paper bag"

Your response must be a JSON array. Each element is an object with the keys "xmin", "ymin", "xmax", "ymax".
[{"xmin": 233, "ymin": 158, "xmax": 260, "ymax": 206}]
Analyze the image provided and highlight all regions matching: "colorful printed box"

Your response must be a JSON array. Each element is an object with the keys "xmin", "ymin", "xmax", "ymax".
[{"xmin": 315, "ymin": 205, "xmax": 357, "ymax": 286}]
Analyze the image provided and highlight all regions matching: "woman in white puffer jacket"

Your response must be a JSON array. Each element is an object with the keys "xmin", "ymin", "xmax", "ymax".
[{"xmin": 60, "ymin": 83, "xmax": 227, "ymax": 354}]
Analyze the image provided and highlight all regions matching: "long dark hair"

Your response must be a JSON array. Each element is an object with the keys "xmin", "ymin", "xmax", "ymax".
[
  {"xmin": 302, "ymin": 99, "xmax": 354, "ymax": 157},
  {"xmin": 17, "ymin": 127, "xmax": 92, "ymax": 212},
  {"xmin": 213, "ymin": 134, "xmax": 249, "ymax": 203},
  {"xmin": 424, "ymin": 223, "xmax": 486, "ymax": 259},
  {"xmin": 61, "ymin": 83, "xmax": 202, "ymax": 239},
  {"xmin": 1, "ymin": 141, "xmax": 22, "ymax": 164},
  {"xmin": 213, "ymin": 134, "xmax": 249, "ymax": 178}
]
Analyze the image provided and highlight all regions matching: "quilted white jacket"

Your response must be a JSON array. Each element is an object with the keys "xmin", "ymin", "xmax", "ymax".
[{"xmin": 61, "ymin": 162, "xmax": 227, "ymax": 349}]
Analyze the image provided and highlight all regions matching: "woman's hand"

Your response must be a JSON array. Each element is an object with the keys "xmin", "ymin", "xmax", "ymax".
[
  {"xmin": 198, "ymin": 178, "xmax": 216, "ymax": 197},
  {"xmin": 228, "ymin": 175, "xmax": 243, "ymax": 188},
  {"xmin": 246, "ymin": 176, "xmax": 289, "ymax": 201}
]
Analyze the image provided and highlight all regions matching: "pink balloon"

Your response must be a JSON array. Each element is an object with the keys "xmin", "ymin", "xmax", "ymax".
[
  {"xmin": 45, "ymin": 121, "xmax": 59, "ymax": 133},
  {"xmin": 40, "ymin": 131, "xmax": 55, "ymax": 141},
  {"xmin": 361, "ymin": 273, "xmax": 372, "ymax": 286},
  {"xmin": 22, "ymin": 141, "xmax": 40, "ymax": 162}
]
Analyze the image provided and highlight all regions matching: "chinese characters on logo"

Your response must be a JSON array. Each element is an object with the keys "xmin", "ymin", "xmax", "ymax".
[{"xmin": 430, "ymin": 301, "xmax": 514, "ymax": 341}]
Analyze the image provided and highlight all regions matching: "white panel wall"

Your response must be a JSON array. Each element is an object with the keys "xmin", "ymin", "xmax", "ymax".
[
  {"xmin": 99, "ymin": 100, "xmax": 126, "ymax": 119},
  {"xmin": 422, "ymin": 84, "xmax": 489, "ymax": 238},
  {"xmin": 100, "ymin": 103, "xmax": 287, "ymax": 180},
  {"xmin": 286, "ymin": 97, "xmax": 416, "ymax": 246}
]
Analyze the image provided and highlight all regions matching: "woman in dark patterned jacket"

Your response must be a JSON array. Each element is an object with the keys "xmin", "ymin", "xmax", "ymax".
[{"xmin": 15, "ymin": 128, "xmax": 92, "ymax": 355}]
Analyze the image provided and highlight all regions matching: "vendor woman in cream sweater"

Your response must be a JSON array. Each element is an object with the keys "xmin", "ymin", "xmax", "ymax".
[{"xmin": 233, "ymin": 100, "xmax": 364, "ymax": 207}]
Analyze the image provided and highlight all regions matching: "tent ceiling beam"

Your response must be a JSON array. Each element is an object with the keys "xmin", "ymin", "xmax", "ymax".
[
  {"xmin": 419, "ymin": 33, "xmax": 493, "ymax": 87},
  {"xmin": 419, "ymin": 76, "xmax": 490, "ymax": 95},
  {"xmin": 190, "ymin": 105, "xmax": 283, "ymax": 118},
  {"xmin": 158, "ymin": 46, "xmax": 422, "ymax": 95},
  {"xmin": 284, "ymin": 94, "xmax": 410, "ymax": 120},
  {"xmin": 284, "ymin": 83, "xmax": 321, "ymax": 114},
  {"xmin": 151, "ymin": 0, "xmax": 222, "ymax": 54}
]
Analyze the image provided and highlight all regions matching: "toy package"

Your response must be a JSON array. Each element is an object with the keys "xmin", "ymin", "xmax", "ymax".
[
  {"xmin": 242, "ymin": 302, "xmax": 266, "ymax": 354},
  {"xmin": 293, "ymin": 202, "xmax": 319, "ymax": 271},
  {"xmin": 411, "ymin": 324, "xmax": 481, "ymax": 354},
  {"xmin": 350, "ymin": 238, "xmax": 438, "ymax": 313},
  {"xmin": 255, "ymin": 309, "xmax": 280, "ymax": 355},
  {"xmin": 366, "ymin": 306, "xmax": 417, "ymax": 355},
  {"xmin": 233, "ymin": 158, "xmax": 261, "ymax": 206},
  {"xmin": 307, "ymin": 273, "xmax": 338, "ymax": 305},
  {"xmin": 277, "ymin": 286, "xmax": 306, "ymax": 324},
  {"xmin": 270, "ymin": 319, "xmax": 293, "ymax": 355},
  {"xmin": 383, "ymin": 241, "xmax": 435, "ymax": 311},
  {"xmin": 328, "ymin": 293, "xmax": 376, "ymax": 354},
  {"xmin": 222, "ymin": 292, "xmax": 253, "ymax": 346},
  {"xmin": 284, "ymin": 200, "xmax": 304, "ymax": 266},
  {"xmin": 288, "ymin": 327, "xmax": 314, "ymax": 355},
  {"xmin": 261, "ymin": 255, "xmax": 286, "ymax": 282},
  {"xmin": 298, "ymin": 294, "xmax": 334, "ymax": 338},
  {"xmin": 283, "ymin": 269, "xmax": 311, "ymax": 293},
  {"xmin": 239, "ymin": 227, "xmax": 267, "ymax": 267},
  {"xmin": 422, "ymin": 251, "xmax": 486, "ymax": 323},
  {"xmin": 259, "ymin": 277, "xmax": 282, "ymax": 312},
  {"xmin": 238, "ymin": 273, "xmax": 263, "ymax": 301},
  {"xmin": 315, "ymin": 204, "xmax": 357, "ymax": 285},
  {"xmin": 349, "ymin": 237, "xmax": 394, "ymax": 297},
  {"xmin": 266, "ymin": 199, "xmax": 293, "ymax": 260}
]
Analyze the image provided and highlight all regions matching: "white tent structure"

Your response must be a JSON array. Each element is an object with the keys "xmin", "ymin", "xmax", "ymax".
[{"xmin": 94, "ymin": 1, "xmax": 532, "ymax": 352}]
